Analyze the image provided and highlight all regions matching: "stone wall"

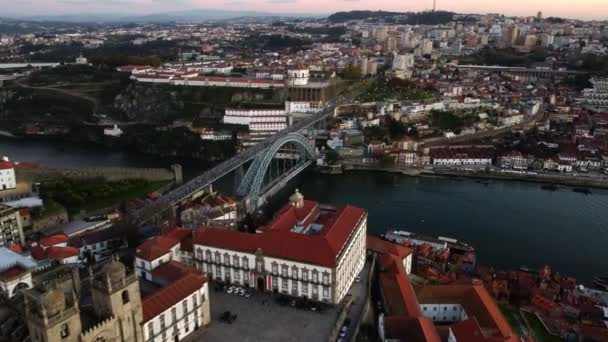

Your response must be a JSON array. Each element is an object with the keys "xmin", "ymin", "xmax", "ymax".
[{"xmin": 16, "ymin": 166, "xmax": 177, "ymax": 183}]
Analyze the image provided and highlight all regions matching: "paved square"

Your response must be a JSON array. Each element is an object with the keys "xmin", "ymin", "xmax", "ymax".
[{"xmin": 192, "ymin": 288, "xmax": 340, "ymax": 342}]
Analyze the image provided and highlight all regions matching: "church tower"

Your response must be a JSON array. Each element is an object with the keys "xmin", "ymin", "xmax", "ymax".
[
  {"xmin": 25, "ymin": 284, "xmax": 82, "ymax": 342},
  {"xmin": 91, "ymin": 256, "xmax": 144, "ymax": 342}
]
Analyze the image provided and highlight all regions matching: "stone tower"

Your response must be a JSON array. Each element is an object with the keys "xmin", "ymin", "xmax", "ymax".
[
  {"xmin": 25, "ymin": 285, "xmax": 82, "ymax": 342},
  {"xmin": 91, "ymin": 256, "xmax": 144, "ymax": 342}
]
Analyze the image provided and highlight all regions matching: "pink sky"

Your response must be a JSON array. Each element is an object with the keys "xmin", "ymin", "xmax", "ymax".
[{"xmin": 7, "ymin": 0, "xmax": 608, "ymax": 20}]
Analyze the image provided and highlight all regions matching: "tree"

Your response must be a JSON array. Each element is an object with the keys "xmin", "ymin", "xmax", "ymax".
[
  {"xmin": 324, "ymin": 149, "xmax": 341, "ymax": 165},
  {"xmin": 341, "ymin": 64, "xmax": 362, "ymax": 80}
]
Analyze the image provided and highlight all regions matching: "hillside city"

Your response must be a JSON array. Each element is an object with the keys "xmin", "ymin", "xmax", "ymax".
[{"xmin": 0, "ymin": 7, "xmax": 608, "ymax": 342}]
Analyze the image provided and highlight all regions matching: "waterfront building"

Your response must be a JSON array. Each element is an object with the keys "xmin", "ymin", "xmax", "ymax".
[
  {"xmin": 0, "ymin": 203, "xmax": 25, "ymax": 247},
  {"xmin": 499, "ymin": 151, "xmax": 528, "ymax": 170},
  {"xmin": 0, "ymin": 157, "xmax": 16, "ymax": 191},
  {"xmin": 430, "ymin": 146, "xmax": 494, "ymax": 166},
  {"xmin": 374, "ymin": 239, "xmax": 517, "ymax": 342},
  {"xmin": 193, "ymin": 190, "xmax": 367, "ymax": 304}
]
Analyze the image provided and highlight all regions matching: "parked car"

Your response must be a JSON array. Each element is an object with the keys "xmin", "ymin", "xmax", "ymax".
[
  {"xmin": 226, "ymin": 286, "xmax": 235, "ymax": 294},
  {"xmin": 355, "ymin": 276, "xmax": 361, "ymax": 283}
]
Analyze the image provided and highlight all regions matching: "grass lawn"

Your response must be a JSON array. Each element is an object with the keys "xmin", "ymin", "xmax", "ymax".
[
  {"xmin": 523, "ymin": 311, "xmax": 561, "ymax": 342},
  {"xmin": 65, "ymin": 180, "xmax": 169, "ymax": 215},
  {"xmin": 499, "ymin": 304, "xmax": 525, "ymax": 336}
]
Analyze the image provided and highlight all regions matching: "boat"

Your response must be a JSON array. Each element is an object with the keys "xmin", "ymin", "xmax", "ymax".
[
  {"xmin": 573, "ymin": 187, "xmax": 592, "ymax": 194},
  {"xmin": 381, "ymin": 230, "xmax": 475, "ymax": 254},
  {"xmin": 540, "ymin": 184, "xmax": 559, "ymax": 191}
]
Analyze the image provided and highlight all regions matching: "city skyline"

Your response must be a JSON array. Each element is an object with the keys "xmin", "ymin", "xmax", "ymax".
[{"xmin": 4, "ymin": 0, "xmax": 608, "ymax": 20}]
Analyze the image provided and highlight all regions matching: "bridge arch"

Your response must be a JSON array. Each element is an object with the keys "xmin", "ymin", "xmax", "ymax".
[{"xmin": 239, "ymin": 133, "xmax": 317, "ymax": 202}]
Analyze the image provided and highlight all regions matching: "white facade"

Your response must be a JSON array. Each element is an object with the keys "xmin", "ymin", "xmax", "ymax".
[
  {"xmin": 421, "ymin": 303, "xmax": 468, "ymax": 323},
  {"xmin": 432, "ymin": 157, "xmax": 492, "ymax": 166},
  {"xmin": 392, "ymin": 53, "xmax": 414, "ymax": 70},
  {"xmin": 285, "ymin": 101, "xmax": 323, "ymax": 115},
  {"xmin": 143, "ymin": 284, "xmax": 209, "ymax": 342},
  {"xmin": 287, "ymin": 68, "xmax": 310, "ymax": 86},
  {"xmin": 103, "ymin": 125, "xmax": 123, "ymax": 137},
  {"xmin": 0, "ymin": 163, "xmax": 16, "ymax": 191}
]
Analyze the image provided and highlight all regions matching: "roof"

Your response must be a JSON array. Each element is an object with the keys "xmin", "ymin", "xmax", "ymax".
[
  {"xmin": 383, "ymin": 316, "xmax": 441, "ymax": 342},
  {"xmin": 69, "ymin": 228, "xmax": 120, "ymax": 248},
  {"xmin": 415, "ymin": 285, "xmax": 515, "ymax": 340},
  {"xmin": 46, "ymin": 246, "xmax": 80, "ymax": 260},
  {"xmin": 136, "ymin": 236, "xmax": 180, "ymax": 262},
  {"xmin": 152, "ymin": 261, "xmax": 198, "ymax": 283},
  {"xmin": 0, "ymin": 161, "xmax": 15, "ymax": 170},
  {"xmin": 193, "ymin": 202, "xmax": 366, "ymax": 268},
  {"xmin": 0, "ymin": 265, "xmax": 29, "ymax": 281},
  {"xmin": 40, "ymin": 233, "xmax": 69, "ymax": 247},
  {"xmin": 142, "ymin": 272, "xmax": 207, "ymax": 322},
  {"xmin": 367, "ymin": 236, "xmax": 414, "ymax": 259}
]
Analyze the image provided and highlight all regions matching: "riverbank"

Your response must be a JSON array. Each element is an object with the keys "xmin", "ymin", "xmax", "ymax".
[{"xmin": 340, "ymin": 162, "xmax": 608, "ymax": 190}]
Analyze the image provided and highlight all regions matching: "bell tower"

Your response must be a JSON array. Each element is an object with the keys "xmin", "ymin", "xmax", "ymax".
[
  {"xmin": 24, "ymin": 284, "xmax": 82, "ymax": 342},
  {"xmin": 91, "ymin": 256, "xmax": 144, "ymax": 342}
]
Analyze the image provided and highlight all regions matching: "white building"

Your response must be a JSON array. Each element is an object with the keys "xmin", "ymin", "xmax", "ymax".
[
  {"xmin": 0, "ymin": 158, "xmax": 16, "ymax": 191},
  {"xmin": 0, "ymin": 204, "xmax": 24, "ymax": 247},
  {"xmin": 134, "ymin": 228, "xmax": 211, "ymax": 342},
  {"xmin": 193, "ymin": 190, "xmax": 367, "ymax": 304},
  {"xmin": 431, "ymin": 147, "xmax": 494, "ymax": 166},
  {"xmin": 224, "ymin": 108, "xmax": 288, "ymax": 146},
  {"xmin": 287, "ymin": 66, "xmax": 310, "ymax": 86},
  {"xmin": 392, "ymin": 53, "xmax": 415, "ymax": 70}
]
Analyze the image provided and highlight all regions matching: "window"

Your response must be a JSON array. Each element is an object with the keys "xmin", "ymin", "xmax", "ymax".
[
  {"xmin": 147, "ymin": 323, "xmax": 154, "ymax": 338},
  {"xmin": 234, "ymin": 269, "xmax": 240, "ymax": 281},
  {"xmin": 282, "ymin": 279, "xmax": 288, "ymax": 291},
  {"xmin": 433, "ymin": 307, "xmax": 437, "ymax": 311},
  {"xmin": 312, "ymin": 270, "xmax": 319, "ymax": 282},
  {"xmin": 444, "ymin": 307, "xmax": 447, "ymax": 311},
  {"xmin": 197, "ymin": 248, "xmax": 203, "ymax": 259},
  {"xmin": 160, "ymin": 314, "xmax": 166, "ymax": 330},
  {"xmin": 272, "ymin": 276, "xmax": 278, "ymax": 290},
  {"xmin": 292, "ymin": 280, "xmax": 298, "ymax": 295},
  {"xmin": 193, "ymin": 294, "xmax": 198, "ymax": 308},
  {"xmin": 282, "ymin": 265, "xmax": 288, "ymax": 277},
  {"xmin": 242, "ymin": 256, "xmax": 249, "ymax": 269},
  {"xmin": 60, "ymin": 323, "xmax": 69, "ymax": 338},
  {"xmin": 302, "ymin": 282, "xmax": 308, "ymax": 294},
  {"xmin": 291, "ymin": 266, "xmax": 298, "ymax": 278},
  {"xmin": 256, "ymin": 260, "xmax": 263, "ymax": 272},
  {"xmin": 214, "ymin": 252, "xmax": 221, "ymax": 263},
  {"xmin": 302, "ymin": 269, "xmax": 309, "ymax": 281},
  {"xmin": 224, "ymin": 253, "xmax": 230, "ymax": 266},
  {"xmin": 244, "ymin": 271, "xmax": 249, "ymax": 283},
  {"xmin": 122, "ymin": 290, "xmax": 130, "ymax": 304},
  {"xmin": 171, "ymin": 307, "xmax": 177, "ymax": 323},
  {"xmin": 206, "ymin": 263, "xmax": 212, "ymax": 274},
  {"xmin": 215, "ymin": 267, "xmax": 221, "ymax": 279},
  {"xmin": 272, "ymin": 262, "xmax": 278, "ymax": 274},
  {"xmin": 323, "ymin": 286, "xmax": 329, "ymax": 298},
  {"xmin": 322, "ymin": 272, "xmax": 330, "ymax": 284},
  {"xmin": 206, "ymin": 250, "xmax": 212, "ymax": 262},
  {"xmin": 233, "ymin": 255, "xmax": 240, "ymax": 268},
  {"xmin": 183, "ymin": 300, "xmax": 188, "ymax": 313}
]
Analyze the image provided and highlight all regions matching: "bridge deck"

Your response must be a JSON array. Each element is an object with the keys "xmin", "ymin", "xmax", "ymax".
[{"xmin": 131, "ymin": 107, "xmax": 333, "ymax": 222}]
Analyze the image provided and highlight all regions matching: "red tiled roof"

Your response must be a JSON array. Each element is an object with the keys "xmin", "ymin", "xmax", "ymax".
[
  {"xmin": 46, "ymin": 246, "xmax": 79, "ymax": 260},
  {"xmin": 0, "ymin": 265, "xmax": 29, "ymax": 281},
  {"xmin": 136, "ymin": 236, "xmax": 179, "ymax": 261},
  {"xmin": 0, "ymin": 161, "xmax": 15, "ymax": 170},
  {"xmin": 40, "ymin": 233, "xmax": 69, "ymax": 247},
  {"xmin": 152, "ymin": 261, "xmax": 198, "ymax": 283},
  {"xmin": 193, "ymin": 203, "xmax": 366, "ymax": 267},
  {"xmin": 367, "ymin": 236, "xmax": 414, "ymax": 259},
  {"xmin": 7, "ymin": 245, "xmax": 23, "ymax": 253},
  {"xmin": 30, "ymin": 245, "xmax": 47, "ymax": 261},
  {"xmin": 142, "ymin": 273, "xmax": 207, "ymax": 322},
  {"xmin": 384, "ymin": 316, "xmax": 441, "ymax": 342}
]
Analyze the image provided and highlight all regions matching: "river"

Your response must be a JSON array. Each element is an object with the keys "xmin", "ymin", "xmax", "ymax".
[{"xmin": 2, "ymin": 137, "xmax": 607, "ymax": 284}]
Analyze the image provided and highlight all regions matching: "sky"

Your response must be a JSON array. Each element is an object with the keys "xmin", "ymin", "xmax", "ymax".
[{"xmin": 4, "ymin": 0, "xmax": 608, "ymax": 20}]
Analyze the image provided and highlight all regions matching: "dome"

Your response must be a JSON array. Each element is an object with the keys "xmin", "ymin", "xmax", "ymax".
[
  {"xmin": 101, "ymin": 259, "xmax": 126, "ymax": 283},
  {"xmin": 43, "ymin": 287, "xmax": 66, "ymax": 317},
  {"xmin": 289, "ymin": 189, "xmax": 304, "ymax": 208}
]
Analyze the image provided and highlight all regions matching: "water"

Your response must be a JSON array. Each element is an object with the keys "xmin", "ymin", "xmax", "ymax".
[
  {"xmin": 2, "ymin": 137, "xmax": 607, "ymax": 284},
  {"xmin": 293, "ymin": 172, "xmax": 608, "ymax": 284},
  {"xmin": 0, "ymin": 136, "xmax": 209, "ymax": 180}
]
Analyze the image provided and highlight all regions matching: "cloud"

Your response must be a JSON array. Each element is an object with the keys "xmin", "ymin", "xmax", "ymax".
[{"xmin": 266, "ymin": 0, "xmax": 297, "ymax": 3}]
